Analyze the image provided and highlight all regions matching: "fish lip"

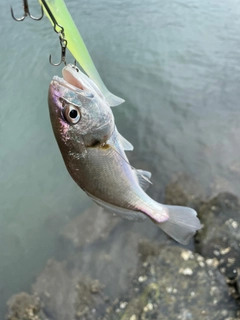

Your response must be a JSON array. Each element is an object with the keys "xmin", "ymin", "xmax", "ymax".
[
  {"xmin": 51, "ymin": 76, "xmax": 94, "ymax": 100},
  {"xmin": 51, "ymin": 76, "xmax": 82, "ymax": 93},
  {"xmin": 62, "ymin": 64, "xmax": 88, "ymax": 90}
]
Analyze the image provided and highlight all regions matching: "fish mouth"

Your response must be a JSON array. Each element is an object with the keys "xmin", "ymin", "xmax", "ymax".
[
  {"xmin": 51, "ymin": 76, "xmax": 94, "ymax": 98},
  {"xmin": 62, "ymin": 64, "xmax": 86, "ymax": 91},
  {"xmin": 52, "ymin": 75, "xmax": 78, "ymax": 91},
  {"xmin": 51, "ymin": 64, "xmax": 103, "ymax": 100}
]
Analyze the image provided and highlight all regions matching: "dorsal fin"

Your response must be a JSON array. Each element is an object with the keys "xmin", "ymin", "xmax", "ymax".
[
  {"xmin": 118, "ymin": 133, "xmax": 134, "ymax": 151},
  {"xmin": 136, "ymin": 169, "xmax": 152, "ymax": 191}
]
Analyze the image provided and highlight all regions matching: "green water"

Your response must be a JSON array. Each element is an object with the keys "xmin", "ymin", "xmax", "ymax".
[{"xmin": 1, "ymin": 0, "xmax": 240, "ymax": 316}]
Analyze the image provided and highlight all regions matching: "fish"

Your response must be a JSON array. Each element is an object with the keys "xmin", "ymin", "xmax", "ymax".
[{"xmin": 48, "ymin": 66, "xmax": 202, "ymax": 245}]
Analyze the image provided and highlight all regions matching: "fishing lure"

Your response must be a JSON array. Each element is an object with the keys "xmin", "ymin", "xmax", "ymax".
[{"xmin": 39, "ymin": 0, "xmax": 124, "ymax": 107}]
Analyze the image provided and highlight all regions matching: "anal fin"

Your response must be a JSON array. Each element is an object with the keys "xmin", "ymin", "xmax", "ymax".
[{"xmin": 86, "ymin": 192, "xmax": 147, "ymax": 222}]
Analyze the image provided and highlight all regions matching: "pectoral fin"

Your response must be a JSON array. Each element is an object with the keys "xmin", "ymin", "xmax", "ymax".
[{"xmin": 86, "ymin": 192, "xmax": 147, "ymax": 222}]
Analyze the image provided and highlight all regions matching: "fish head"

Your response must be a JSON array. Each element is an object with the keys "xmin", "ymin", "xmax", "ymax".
[{"xmin": 48, "ymin": 71, "xmax": 115, "ymax": 150}]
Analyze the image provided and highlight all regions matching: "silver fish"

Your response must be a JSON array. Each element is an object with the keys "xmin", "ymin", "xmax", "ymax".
[{"xmin": 48, "ymin": 67, "xmax": 202, "ymax": 245}]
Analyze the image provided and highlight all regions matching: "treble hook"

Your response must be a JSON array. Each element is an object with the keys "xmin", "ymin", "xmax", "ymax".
[
  {"xmin": 49, "ymin": 37, "xmax": 67, "ymax": 66},
  {"xmin": 11, "ymin": 0, "xmax": 44, "ymax": 21},
  {"xmin": 40, "ymin": 0, "xmax": 68, "ymax": 66}
]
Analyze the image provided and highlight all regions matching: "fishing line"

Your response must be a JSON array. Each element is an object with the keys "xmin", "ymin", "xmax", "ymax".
[{"xmin": 108, "ymin": 144, "xmax": 153, "ymax": 185}]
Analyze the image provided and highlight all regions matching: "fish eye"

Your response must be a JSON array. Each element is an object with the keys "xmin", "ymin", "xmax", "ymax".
[{"xmin": 63, "ymin": 104, "xmax": 81, "ymax": 125}]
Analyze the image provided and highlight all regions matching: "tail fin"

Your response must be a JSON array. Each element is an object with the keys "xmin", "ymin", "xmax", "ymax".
[{"xmin": 158, "ymin": 205, "xmax": 202, "ymax": 245}]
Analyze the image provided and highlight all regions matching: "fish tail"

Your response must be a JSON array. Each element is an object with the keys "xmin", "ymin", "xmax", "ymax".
[{"xmin": 156, "ymin": 205, "xmax": 202, "ymax": 244}]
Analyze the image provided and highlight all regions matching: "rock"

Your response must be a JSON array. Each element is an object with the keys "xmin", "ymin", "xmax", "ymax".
[
  {"xmin": 7, "ymin": 219, "xmax": 160, "ymax": 320},
  {"xmin": 104, "ymin": 246, "xmax": 239, "ymax": 320},
  {"xmin": 196, "ymin": 192, "xmax": 240, "ymax": 299},
  {"xmin": 8, "ymin": 179, "xmax": 224, "ymax": 320},
  {"xmin": 58, "ymin": 198, "xmax": 169, "ymax": 302},
  {"xmin": 59, "ymin": 205, "xmax": 121, "ymax": 250},
  {"xmin": 165, "ymin": 174, "xmax": 207, "ymax": 210},
  {"xmin": 6, "ymin": 292, "xmax": 47, "ymax": 320},
  {"xmin": 68, "ymin": 221, "xmax": 164, "ymax": 301},
  {"xmin": 32, "ymin": 259, "xmax": 108, "ymax": 320}
]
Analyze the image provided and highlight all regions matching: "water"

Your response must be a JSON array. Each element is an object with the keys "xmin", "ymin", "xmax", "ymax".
[{"xmin": 1, "ymin": 0, "xmax": 240, "ymax": 316}]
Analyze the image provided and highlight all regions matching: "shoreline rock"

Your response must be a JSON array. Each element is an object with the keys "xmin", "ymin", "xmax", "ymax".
[
  {"xmin": 103, "ymin": 245, "xmax": 239, "ymax": 320},
  {"xmin": 6, "ymin": 292, "xmax": 47, "ymax": 320},
  {"xmin": 5, "ymin": 178, "xmax": 240, "ymax": 319},
  {"xmin": 196, "ymin": 192, "xmax": 240, "ymax": 301}
]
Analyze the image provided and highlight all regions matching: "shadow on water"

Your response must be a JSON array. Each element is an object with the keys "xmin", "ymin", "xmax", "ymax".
[{"xmin": 1, "ymin": 0, "xmax": 240, "ymax": 318}]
